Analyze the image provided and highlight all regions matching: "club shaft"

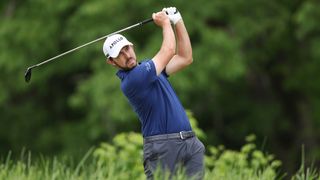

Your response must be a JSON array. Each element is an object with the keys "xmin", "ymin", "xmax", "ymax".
[{"xmin": 33, "ymin": 18, "xmax": 153, "ymax": 68}]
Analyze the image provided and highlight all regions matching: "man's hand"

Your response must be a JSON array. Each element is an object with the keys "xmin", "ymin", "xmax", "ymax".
[
  {"xmin": 152, "ymin": 11, "xmax": 171, "ymax": 28},
  {"xmin": 162, "ymin": 7, "xmax": 182, "ymax": 25}
]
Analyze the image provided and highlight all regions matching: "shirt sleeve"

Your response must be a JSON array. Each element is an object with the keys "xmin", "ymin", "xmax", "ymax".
[{"xmin": 123, "ymin": 60, "xmax": 157, "ymax": 93}]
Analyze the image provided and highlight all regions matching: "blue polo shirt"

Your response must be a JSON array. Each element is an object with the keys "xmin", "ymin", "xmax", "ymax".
[{"xmin": 116, "ymin": 59, "xmax": 192, "ymax": 137}]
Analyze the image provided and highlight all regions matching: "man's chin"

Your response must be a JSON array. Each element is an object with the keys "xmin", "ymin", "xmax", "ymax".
[
  {"xmin": 127, "ymin": 60, "xmax": 137, "ymax": 68},
  {"xmin": 129, "ymin": 64, "xmax": 137, "ymax": 69},
  {"xmin": 123, "ymin": 63, "xmax": 137, "ymax": 71}
]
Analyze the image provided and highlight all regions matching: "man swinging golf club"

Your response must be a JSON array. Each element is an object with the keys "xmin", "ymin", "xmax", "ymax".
[{"xmin": 103, "ymin": 8, "xmax": 205, "ymax": 179}]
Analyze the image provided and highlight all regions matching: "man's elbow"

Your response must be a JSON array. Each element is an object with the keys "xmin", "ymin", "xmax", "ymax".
[
  {"xmin": 187, "ymin": 56, "xmax": 193, "ymax": 65},
  {"xmin": 185, "ymin": 52, "xmax": 193, "ymax": 65}
]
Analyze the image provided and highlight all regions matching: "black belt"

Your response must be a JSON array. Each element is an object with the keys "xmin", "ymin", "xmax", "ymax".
[{"xmin": 144, "ymin": 131, "xmax": 195, "ymax": 143}]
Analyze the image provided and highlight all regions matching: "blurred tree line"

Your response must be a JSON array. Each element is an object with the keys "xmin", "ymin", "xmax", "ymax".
[{"xmin": 1, "ymin": 0, "xmax": 320, "ymax": 175}]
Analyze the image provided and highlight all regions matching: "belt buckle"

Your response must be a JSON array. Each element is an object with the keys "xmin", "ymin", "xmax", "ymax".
[{"xmin": 179, "ymin": 131, "xmax": 185, "ymax": 139}]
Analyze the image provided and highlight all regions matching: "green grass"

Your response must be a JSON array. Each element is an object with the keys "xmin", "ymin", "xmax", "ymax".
[
  {"xmin": 0, "ymin": 151, "xmax": 319, "ymax": 180},
  {"xmin": 1, "ymin": 133, "xmax": 319, "ymax": 180}
]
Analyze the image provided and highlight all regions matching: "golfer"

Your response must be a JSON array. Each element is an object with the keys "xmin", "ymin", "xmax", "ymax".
[{"xmin": 103, "ymin": 8, "xmax": 205, "ymax": 179}]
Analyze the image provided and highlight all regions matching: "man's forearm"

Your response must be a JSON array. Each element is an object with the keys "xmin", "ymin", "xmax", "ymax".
[
  {"xmin": 160, "ymin": 23, "xmax": 176, "ymax": 58},
  {"xmin": 175, "ymin": 20, "xmax": 192, "ymax": 62}
]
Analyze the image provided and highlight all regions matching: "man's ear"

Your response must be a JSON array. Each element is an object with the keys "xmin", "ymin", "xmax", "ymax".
[{"xmin": 106, "ymin": 57, "xmax": 115, "ymax": 65}]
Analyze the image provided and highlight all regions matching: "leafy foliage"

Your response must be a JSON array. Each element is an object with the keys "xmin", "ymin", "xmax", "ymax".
[
  {"xmin": 1, "ymin": 133, "xmax": 313, "ymax": 180},
  {"xmin": 0, "ymin": 116, "xmax": 318, "ymax": 179},
  {"xmin": 205, "ymin": 134, "xmax": 282, "ymax": 179},
  {"xmin": 93, "ymin": 132, "xmax": 144, "ymax": 180}
]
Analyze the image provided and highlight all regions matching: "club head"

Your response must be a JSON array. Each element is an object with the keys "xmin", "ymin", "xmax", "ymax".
[{"xmin": 24, "ymin": 67, "xmax": 32, "ymax": 83}]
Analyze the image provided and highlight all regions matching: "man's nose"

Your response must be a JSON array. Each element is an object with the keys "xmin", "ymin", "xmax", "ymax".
[{"xmin": 123, "ymin": 50, "xmax": 130, "ymax": 58}]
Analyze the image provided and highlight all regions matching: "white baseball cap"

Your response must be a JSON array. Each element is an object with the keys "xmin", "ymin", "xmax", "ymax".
[{"xmin": 103, "ymin": 34, "xmax": 133, "ymax": 58}]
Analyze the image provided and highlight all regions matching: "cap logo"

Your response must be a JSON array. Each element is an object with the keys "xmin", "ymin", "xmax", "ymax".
[{"xmin": 109, "ymin": 36, "xmax": 123, "ymax": 49}]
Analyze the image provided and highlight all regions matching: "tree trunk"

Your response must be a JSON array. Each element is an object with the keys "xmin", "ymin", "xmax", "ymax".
[{"xmin": 4, "ymin": 0, "xmax": 16, "ymax": 18}]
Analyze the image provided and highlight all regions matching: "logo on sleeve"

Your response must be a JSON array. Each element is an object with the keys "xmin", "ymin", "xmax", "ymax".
[{"xmin": 145, "ymin": 62, "xmax": 151, "ymax": 72}]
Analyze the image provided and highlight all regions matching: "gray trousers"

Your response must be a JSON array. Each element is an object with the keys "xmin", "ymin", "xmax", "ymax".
[{"xmin": 143, "ymin": 134, "xmax": 205, "ymax": 179}]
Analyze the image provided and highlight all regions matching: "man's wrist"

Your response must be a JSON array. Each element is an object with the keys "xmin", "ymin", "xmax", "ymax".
[
  {"xmin": 174, "ymin": 18, "xmax": 182, "ymax": 25},
  {"xmin": 162, "ymin": 21, "xmax": 172, "ymax": 28},
  {"xmin": 172, "ymin": 14, "xmax": 182, "ymax": 25}
]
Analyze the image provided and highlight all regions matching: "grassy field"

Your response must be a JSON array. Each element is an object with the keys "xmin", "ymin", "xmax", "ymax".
[{"xmin": 1, "ymin": 133, "xmax": 319, "ymax": 180}]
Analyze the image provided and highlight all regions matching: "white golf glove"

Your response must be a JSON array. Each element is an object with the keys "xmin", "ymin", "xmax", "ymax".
[{"xmin": 163, "ymin": 7, "xmax": 182, "ymax": 25}]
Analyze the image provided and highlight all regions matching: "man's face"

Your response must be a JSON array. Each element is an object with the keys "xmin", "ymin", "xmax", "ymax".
[{"xmin": 108, "ymin": 45, "xmax": 137, "ymax": 70}]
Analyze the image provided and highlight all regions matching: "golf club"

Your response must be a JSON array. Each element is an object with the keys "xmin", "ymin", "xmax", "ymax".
[{"xmin": 24, "ymin": 18, "xmax": 153, "ymax": 83}]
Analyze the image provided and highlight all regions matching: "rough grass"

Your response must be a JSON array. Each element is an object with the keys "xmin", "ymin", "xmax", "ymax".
[{"xmin": 1, "ymin": 136, "xmax": 319, "ymax": 180}]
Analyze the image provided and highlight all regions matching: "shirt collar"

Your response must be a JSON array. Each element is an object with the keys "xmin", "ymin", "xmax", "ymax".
[
  {"xmin": 115, "ymin": 62, "xmax": 141, "ymax": 80},
  {"xmin": 116, "ymin": 69, "xmax": 126, "ymax": 80}
]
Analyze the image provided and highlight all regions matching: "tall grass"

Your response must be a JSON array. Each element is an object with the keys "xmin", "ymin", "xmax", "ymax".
[{"xmin": 1, "ymin": 133, "xmax": 319, "ymax": 180}]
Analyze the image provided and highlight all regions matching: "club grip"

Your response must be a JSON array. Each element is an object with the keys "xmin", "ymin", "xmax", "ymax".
[{"xmin": 140, "ymin": 18, "xmax": 153, "ymax": 25}]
